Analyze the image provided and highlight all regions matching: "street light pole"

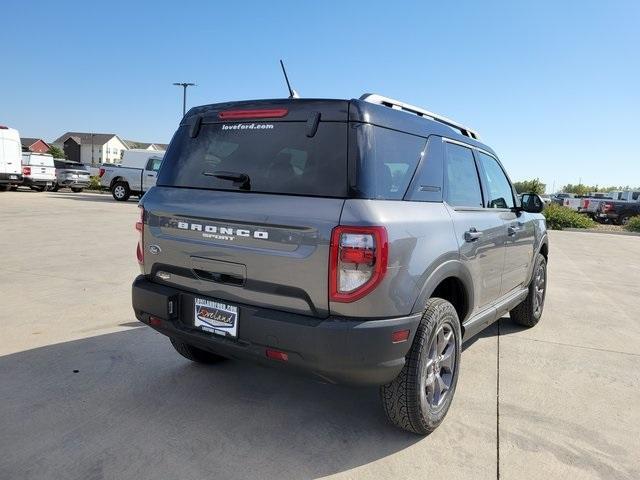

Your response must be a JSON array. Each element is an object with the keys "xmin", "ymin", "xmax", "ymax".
[{"xmin": 173, "ymin": 82, "xmax": 196, "ymax": 117}]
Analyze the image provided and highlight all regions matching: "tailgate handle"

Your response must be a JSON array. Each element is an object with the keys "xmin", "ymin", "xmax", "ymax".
[{"xmin": 193, "ymin": 269, "xmax": 245, "ymax": 286}]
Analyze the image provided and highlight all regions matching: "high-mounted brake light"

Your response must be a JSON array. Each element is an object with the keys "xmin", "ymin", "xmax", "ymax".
[
  {"xmin": 136, "ymin": 207, "xmax": 144, "ymax": 265},
  {"xmin": 329, "ymin": 226, "xmax": 388, "ymax": 302},
  {"xmin": 22, "ymin": 166, "xmax": 31, "ymax": 175},
  {"xmin": 218, "ymin": 108, "xmax": 288, "ymax": 120}
]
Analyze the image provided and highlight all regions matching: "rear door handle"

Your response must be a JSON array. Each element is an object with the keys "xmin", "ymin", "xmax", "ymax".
[{"xmin": 464, "ymin": 228, "xmax": 483, "ymax": 242}]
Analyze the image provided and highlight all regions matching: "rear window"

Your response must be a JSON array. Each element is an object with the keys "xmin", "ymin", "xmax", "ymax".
[
  {"xmin": 55, "ymin": 161, "xmax": 87, "ymax": 170},
  {"xmin": 24, "ymin": 155, "xmax": 54, "ymax": 167},
  {"xmin": 157, "ymin": 121, "xmax": 347, "ymax": 197}
]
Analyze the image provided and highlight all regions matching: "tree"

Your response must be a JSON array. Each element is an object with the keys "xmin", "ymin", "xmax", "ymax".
[
  {"xmin": 47, "ymin": 146, "xmax": 66, "ymax": 159},
  {"xmin": 513, "ymin": 178, "xmax": 546, "ymax": 195},
  {"xmin": 560, "ymin": 183, "xmax": 590, "ymax": 196}
]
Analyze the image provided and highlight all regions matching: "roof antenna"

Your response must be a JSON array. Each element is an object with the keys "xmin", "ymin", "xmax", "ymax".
[{"xmin": 279, "ymin": 59, "xmax": 299, "ymax": 99}]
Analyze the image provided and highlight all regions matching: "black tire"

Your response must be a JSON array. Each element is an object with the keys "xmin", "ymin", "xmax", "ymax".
[
  {"xmin": 71, "ymin": 187, "xmax": 83, "ymax": 193},
  {"xmin": 381, "ymin": 298, "xmax": 462, "ymax": 435},
  {"xmin": 111, "ymin": 181, "xmax": 130, "ymax": 201},
  {"xmin": 30, "ymin": 186, "xmax": 45, "ymax": 192},
  {"xmin": 9, "ymin": 186, "xmax": 18, "ymax": 191},
  {"xmin": 618, "ymin": 215, "xmax": 630, "ymax": 226},
  {"xmin": 169, "ymin": 338, "xmax": 225, "ymax": 364},
  {"xmin": 510, "ymin": 253, "xmax": 547, "ymax": 327},
  {"xmin": 0, "ymin": 185, "xmax": 9, "ymax": 192},
  {"xmin": 49, "ymin": 184, "xmax": 59, "ymax": 192}
]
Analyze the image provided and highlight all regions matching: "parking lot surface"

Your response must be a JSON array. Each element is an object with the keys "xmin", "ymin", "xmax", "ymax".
[{"xmin": 1, "ymin": 191, "xmax": 639, "ymax": 480}]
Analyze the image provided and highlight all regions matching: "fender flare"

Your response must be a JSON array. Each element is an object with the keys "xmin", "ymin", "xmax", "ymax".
[
  {"xmin": 525, "ymin": 233, "xmax": 549, "ymax": 285},
  {"xmin": 411, "ymin": 259, "xmax": 475, "ymax": 322},
  {"xmin": 110, "ymin": 176, "xmax": 127, "ymax": 190}
]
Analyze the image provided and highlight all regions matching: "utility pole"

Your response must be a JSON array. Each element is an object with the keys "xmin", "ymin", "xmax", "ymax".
[
  {"xmin": 91, "ymin": 133, "xmax": 95, "ymax": 166},
  {"xmin": 173, "ymin": 82, "xmax": 196, "ymax": 117}
]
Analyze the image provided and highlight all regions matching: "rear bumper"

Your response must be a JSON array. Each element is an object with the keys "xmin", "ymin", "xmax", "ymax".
[
  {"xmin": 22, "ymin": 177, "xmax": 54, "ymax": 187},
  {"xmin": 0, "ymin": 173, "xmax": 23, "ymax": 184},
  {"xmin": 132, "ymin": 275, "xmax": 421, "ymax": 386},
  {"xmin": 58, "ymin": 178, "xmax": 90, "ymax": 187}
]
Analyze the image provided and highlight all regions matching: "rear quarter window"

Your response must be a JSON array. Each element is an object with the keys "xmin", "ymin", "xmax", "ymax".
[{"xmin": 350, "ymin": 124, "xmax": 426, "ymax": 200}]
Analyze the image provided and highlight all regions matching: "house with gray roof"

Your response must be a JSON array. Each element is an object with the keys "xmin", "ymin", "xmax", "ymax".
[{"xmin": 52, "ymin": 132, "xmax": 129, "ymax": 165}]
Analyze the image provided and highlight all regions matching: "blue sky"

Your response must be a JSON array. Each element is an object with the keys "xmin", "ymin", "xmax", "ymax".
[{"xmin": 2, "ymin": 0, "xmax": 638, "ymax": 191}]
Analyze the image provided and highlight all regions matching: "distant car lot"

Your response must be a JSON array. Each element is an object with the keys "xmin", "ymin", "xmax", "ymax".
[{"xmin": 1, "ymin": 191, "xmax": 639, "ymax": 480}]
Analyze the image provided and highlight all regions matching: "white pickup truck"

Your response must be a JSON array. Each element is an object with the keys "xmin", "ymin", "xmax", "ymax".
[{"xmin": 99, "ymin": 149, "xmax": 164, "ymax": 201}]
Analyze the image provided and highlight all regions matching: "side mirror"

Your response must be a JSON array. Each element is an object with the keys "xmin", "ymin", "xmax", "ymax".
[{"xmin": 520, "ymin": 193, "xmax": 544, "ymax": 213}]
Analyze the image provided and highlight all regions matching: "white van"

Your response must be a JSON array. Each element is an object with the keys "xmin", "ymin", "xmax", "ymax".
[
  {"xmin": 21, "ymin": 153, "xmax": 56, "ymax": 191},
  {"xmin": 0, "ymin": 125, "xmax": 23, "ymax": 190}
]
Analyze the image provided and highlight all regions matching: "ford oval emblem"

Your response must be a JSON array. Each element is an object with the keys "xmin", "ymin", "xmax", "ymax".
[{"xmin": 148, "ymin": 245, "xmax": 161, "ymax": 255}]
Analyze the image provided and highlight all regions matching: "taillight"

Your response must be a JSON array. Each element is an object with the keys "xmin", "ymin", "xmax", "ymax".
[
  {"xmin": 218, "ymin": 108, "xmax": 288, "ymax": 120},
  {"xmin": 22, "ymin": 166, "xmax": 31, "ymax": 175},
  {"xmin": 329, "ymin": 226, "xmax": 388, "ymax": 302},
  {"xmin": 99, "ymin": 167, "xmax": 105, "ymax": 177},
  {"xmin": 583, "ymin": 199, "xmax": 590, "ymax": 209},
  {"xmin": 602, "ymin": 202, "xmax": 613, "ymax": 213},
  {"xmin": 136, "ymin": 207, "xmax": 144, "ymax": 265}
]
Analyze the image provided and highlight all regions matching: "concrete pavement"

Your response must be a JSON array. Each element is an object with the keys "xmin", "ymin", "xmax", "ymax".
[{"xmin": 0, "ymin": 190, "xmax": 638, "ymax": 479}]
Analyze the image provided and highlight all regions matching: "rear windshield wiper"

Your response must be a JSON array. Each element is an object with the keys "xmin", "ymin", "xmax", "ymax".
[{"xmin": 203, "ymin": 170, "xmax": 251, "ymax": 190}]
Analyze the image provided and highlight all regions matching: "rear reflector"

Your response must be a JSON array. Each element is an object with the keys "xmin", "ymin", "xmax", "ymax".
[
  {"xmin": 218, "ymin": 108, "xmax": 288, "ymax": 120},
  {"xmin": 266, "ymin": 348, "xmax": 289, "ymax": 362},
  {"xmin": 149, "ymin": 316, "xmax": 162, "ymax": 327},
  {"xmin": 391, "ymin": 329, "xmax": 410, "ymax": 343}
]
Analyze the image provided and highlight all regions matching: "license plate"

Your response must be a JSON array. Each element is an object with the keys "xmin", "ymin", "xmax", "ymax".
[
  {"xmin": 194, "ymin": 297, "xmax": 238, "ymax": 338},
  {"xmin": 9, "ymin": 175, "xmax": 17, "ymax": 179}
]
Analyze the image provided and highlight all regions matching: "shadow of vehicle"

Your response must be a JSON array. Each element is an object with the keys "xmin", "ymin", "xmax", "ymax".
[
  {"xmin": 462, "ymin": 316, "xmax": 529, "ymax": 352},
  {"xmin": 0, "ymin": 327, "xmax": 421, "ymax": 479},
  {"xmin": 46, "ymin": 191, "xmax": 139, "ymax": 204}
]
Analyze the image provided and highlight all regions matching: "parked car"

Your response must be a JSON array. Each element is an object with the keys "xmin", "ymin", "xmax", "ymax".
[
  {"xmin": 21, "ymin": 152, "xmax": 56, "ymax": 191},
  {"xmin": 597, "ymin": 199, "xmax": 640, "ymax": 225},
  {"xmin": 579, "ymin": 193, "xmax": 614, "ymax": 219},
  {"xmin": 99, "ymin": 149, "xmax": 164, "ymax": 201},
  {"xmin": 51, "ymin": 160, "xmax": 91, "ymax": 192},
  {"xmin": 131, "ymin": 94, "xmax": 549, "ymax": 435},
  {"xmin": 561, "ymin": 196, "xmax": 583, "ymax": 211},
  {"xmin": 551, "ymin": 192, "xmax": 574, "ymax": 205},
  {"xmin": 0, "ymin": 125, "xmax": 23, "ymax": 191}
]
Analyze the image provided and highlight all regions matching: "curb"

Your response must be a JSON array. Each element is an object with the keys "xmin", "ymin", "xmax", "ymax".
[{"xmin": 562, "ymin": 228, "xmax": 640, "ymax": 237}]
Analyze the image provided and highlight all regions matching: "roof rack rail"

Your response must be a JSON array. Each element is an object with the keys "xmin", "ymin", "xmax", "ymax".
[{"xmin": 359, "ymin": 93, "xmax": 480, "ymax": 140}]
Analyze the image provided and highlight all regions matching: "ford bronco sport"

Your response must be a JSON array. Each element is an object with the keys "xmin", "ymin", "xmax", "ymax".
[{"xmin": 131, "ymin": 94, "xmax": 548, "ymax": 434}]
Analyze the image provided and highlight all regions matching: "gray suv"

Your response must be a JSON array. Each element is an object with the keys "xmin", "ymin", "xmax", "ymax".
[{"xmin": 132, "ymin": 94, "xmax": 548, "ymax": 434}]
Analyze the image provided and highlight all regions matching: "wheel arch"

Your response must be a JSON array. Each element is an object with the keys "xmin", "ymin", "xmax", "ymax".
[
  {"xmin": 110, "ymin": 176, "xmax": 127, "ymax": 189},
  {"xmin": 411, "ymin": 260, "xmax": 474, "ymax": 324}
]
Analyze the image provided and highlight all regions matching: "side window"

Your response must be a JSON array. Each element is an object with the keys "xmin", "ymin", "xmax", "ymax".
[
  {"xmin": 444, "ymin": 142, "xmax": 483, "ymax": 208},
  {"xmin": 351, "ymin": 124, "xmax": 426, "ymax": 200},
  {"xmin": 146, "ymin": 157, "xmax": 162, "ymax": 172},
  {"xmin": 477, "ymin": 152, "xmax": 514, "ymax": 209}
]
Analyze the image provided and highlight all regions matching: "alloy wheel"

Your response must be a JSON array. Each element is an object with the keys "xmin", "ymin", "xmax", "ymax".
[
  {"xmin": 533, "ymin": 262, "xmax": 546, "ymax": 316},
  {"xmin": 424, "ymin": 323, "xmax": 457, "ymax": 408}
]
